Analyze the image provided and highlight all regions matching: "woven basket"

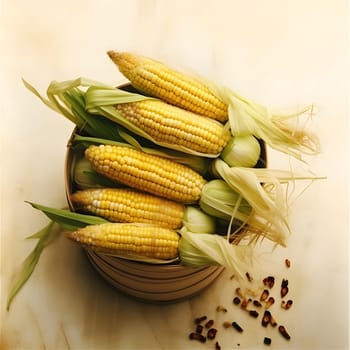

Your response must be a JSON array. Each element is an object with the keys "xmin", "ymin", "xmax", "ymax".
[{"xmin": 64, "ymin": 85, "xmax": 266, "ymax": 303}]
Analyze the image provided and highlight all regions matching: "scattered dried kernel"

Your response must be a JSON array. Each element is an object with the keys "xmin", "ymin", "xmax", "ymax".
[
  {"xmin": 249, "ymin": 310, "xmax": 259, "ymax": 318},
  {"xmin": 222, "ymin": 321, "xmax": 232, "ymax": 328},
  {"xmin": 216, "ymin": 305, "xmax": 227, "ymax": 313},
  {"xmin": 207, "ymin": 328, "xmax": 217, "ymax": 340},
  {"xmin": 233, "ymin": 297, "xmax": 241, "ymax": 305},
  {"xmin": 232, "ymin": 321, "xmax": 244, "ymax": 333},
  {"xmin": 261, "ymin": 310, "xmax": 271, "ymax": 327},
  {"xmin": 246, "ymin": 272, "xmax": 253, "ymax": 282},
  {"xmin": 260, "ymin": 289, "xmax": 269, "ymax": 302},
  {"xmin": 263, "ymin": 276, "xmax": 275, "ymax": 288},
  {"xmin": 189, "ymin": 332, "xmax": 206, "ymax": 342},
  {"xmin": 281, "ymin": 300, "xmax": 293, "ymax": 310},
  {"xmin": 285, "ymin": 259, "xmax": 291, "ymax": 268},
  {"xmin": 278, "ymin": 325, "xmax": 291, "ymax": 340},
  {"xmin": 205, "ymin": 319, "xmax": 214, "ymax": 329},
  {"xmin": 265, "ymin": 297, "xmax": 275, "ymax": 309},
  {"xmin": 270, "ymin": 314, "xmax": 278, "ymax": 327},
  {"xmin": 264, "ymin": 337, "xmax": 272, "ymax": 345},
  {"xmin": 253, "ymin": 300, "xmax": 262, "ymax": 307},
  {"xmin": 281, "ymin": 279, "xmax": 289, "ymax": 297}
]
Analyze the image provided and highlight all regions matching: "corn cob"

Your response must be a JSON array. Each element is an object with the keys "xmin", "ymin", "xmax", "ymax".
[
  {"xmin": 107, "ymin": 51, "xmax": 228, "ymax": 122},
  {"xmin": 67, "ymin": 223, "xmax": 179, "ymax": 260},
  {"xmin": 114, "ymin": 99, "xmax": 230, "ymax": 155},
  {"xmin": 85, "ymin": 144, "xmax": 206, "ymax": 203},
  {"xmin": 70, "ymin": 188, "xmax": 184, "ymax": 229}
]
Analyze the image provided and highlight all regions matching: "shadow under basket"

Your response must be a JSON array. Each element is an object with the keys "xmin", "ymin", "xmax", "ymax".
[{"xmin": 64, "ymin": 109, "xmax": 267, "ymax": 304}]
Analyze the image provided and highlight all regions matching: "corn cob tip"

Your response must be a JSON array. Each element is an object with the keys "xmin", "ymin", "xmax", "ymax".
[
  {"xmin": 107, "ymin": 50, "xmax": 142, "ymax": 72},
  {"xmin": 107, "ymin": 50, "xmax": 120, "ymax": 61}
]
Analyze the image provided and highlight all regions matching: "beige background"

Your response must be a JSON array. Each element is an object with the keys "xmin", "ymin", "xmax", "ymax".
[{"xmin": 1, "ymin": 0, "xmax": 348, "ymax": 349}]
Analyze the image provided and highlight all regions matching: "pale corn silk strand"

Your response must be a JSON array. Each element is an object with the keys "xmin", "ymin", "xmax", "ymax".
[
  {"xmin": 213, "ymin": 159, "xmax": 291, "ymax": 247},
  {"xmin": 212, "ymin": 159, "xmax": 325, "ymax": 247},
  {"xmin": 204, "ymin": 81, "xmax": 320, "ymax": 161}
]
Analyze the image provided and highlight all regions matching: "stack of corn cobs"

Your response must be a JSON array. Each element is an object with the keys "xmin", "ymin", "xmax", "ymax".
[{"xmin": 24, "ymin": 51, "xmax": 320, "ymax": 276}]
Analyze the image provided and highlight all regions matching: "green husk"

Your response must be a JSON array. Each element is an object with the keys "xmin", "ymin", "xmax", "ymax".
[
  {"xmin": 213, "ymin": 159, "xmax": 291, "ymax": 244},
  {"xmin": 72, "ymin": 157, "xmax": 120, "ymax": 190},
  {"xmin": 24, "ymin": 78, "xmax": 211, "ymax": 174},
  {"xmin": 199, "ymin": 179, "xmax": 288, "ymax": 245},
  {"xmin": 220, "ymin": 135, "xmax": 261, "ymax": 168},
  {"xmin": 182, "ymin": 206, "xmax": 216, "ymax": 234},
  {"xmin": 6, "ymin": 202, "xmax": 109, "ymax": 311},
  {"xmin": 179, "ymin": 228, "xmax": 253, "ymax": 278},
  {"xmin": 27, "ymin": 202, "xmax": 108, "ymax": 231},
  {"xmin": 6, "ymin": 221, "xmax": 58, "ymax": 311},
  {"xmin": 212, "ymin": 159, "xmax": 325, "ymax": 245},
  {"xmin": 23, "ymin": 78, "xmax": 131, "ymax": 141},
  {"xmin": 200, "ymin": 179, "xmax": 252, "ymax": 221}
]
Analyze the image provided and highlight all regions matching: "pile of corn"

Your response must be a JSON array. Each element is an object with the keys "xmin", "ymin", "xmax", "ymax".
[
  {"xmin": 24, "ymin": 51, "xmax": 320, "ymax": 266},
  {"xmin": 6, "ymin": 51, "xmax": 322, "ymax": 312}
]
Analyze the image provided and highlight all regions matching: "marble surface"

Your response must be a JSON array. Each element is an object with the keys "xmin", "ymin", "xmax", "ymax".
[{"xmin": 1, "ymin": 0, "xmax": 348, "ymax": 349}]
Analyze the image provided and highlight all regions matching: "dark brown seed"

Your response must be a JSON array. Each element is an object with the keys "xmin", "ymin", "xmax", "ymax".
[
  {"xmin": 263, "ymin": 276, "xmax": 275, "ymax": 288},
  {"xmin": 207, "ymin": 328, "xmax": 218, "ymax": 340},
  {"xmin": 281, "ymin": 279, "xmax": 289, "ymax": 297},
  {"xmin": 266, "ymin": 297, "xmax": 275, "ymax": 309},
  {"xmin": 189, "ymin": 332, "xmax": 206, "ymax": 342},
  {"xmin": 195, "ymin": 315, "xmax": 207, "ymax": 324},
  {"xmin": 278, "ymin": 325, "xmax": 291, "ymax": 340},
  {"xmin": 232, "ymin": 321, "xmax": 244, "ymax": 333},
  {"xmin": 233, "ymin": 296, "xmax": 241, "ymax": 305},
  {"xmin": 260, "ymin": 289, "xmax": 269, "ymax": 302},
  {"xmin": 264, "ymin": 337, "xmax": 272, "ymax": 345},
  {"xmin": 215, "ymin": 341, "xmax": 221, "ymax": 350},
  {"xmin": 281, "ymin": 279, "xmax": 289, "ymax": 288},
  {"xmin": 249, "ymin": 310, "xmax": 259, "ymax": 318},
  {"xmin": 205, "ymin": 319, "xmax": 214, "ymax": 329},
  {"xmin": 285, "ymin": 259, "xmax": 291, "ymax": 268},
  {"xmin": 253, "ymin": 300, "xmax": 262, "ymax": 307},
  {"xmin": 195, "ymin": 324, "xmax": 203, "ymax": 334},
  {"xmin": 246, "ymin": 272, "xmax": 253, "ymax": 281},
  {"xmin": 261, "ymin": 310, "xmax": 271, "ymax": 327},
  {"xmin": 281, "ymin": 286, "xmax": 289, "ymax": 298}
]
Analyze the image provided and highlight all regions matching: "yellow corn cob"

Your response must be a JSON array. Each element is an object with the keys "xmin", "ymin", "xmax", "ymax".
[
  {"xmin": 114, "ymin": 99, "xmax": 230, "ymax": 155},
  {"xmin": 85, "ymin": 144, "xmax": 206, "ymax": 203},
  {"xmin": 108, "ymin": 51, "xmax": 228, "ymax": 122},
  {"xmin": 67, "ymin": 223, "xmax": 179, "ymax": 260},
  {"xmin": 70, "ymin": 188, "xmax": 184, "ymax": 229}
]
